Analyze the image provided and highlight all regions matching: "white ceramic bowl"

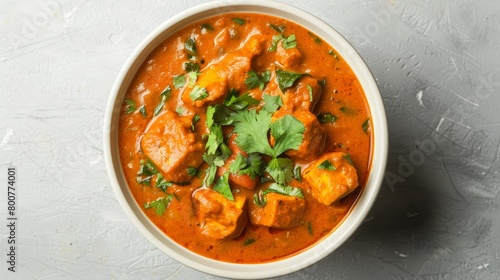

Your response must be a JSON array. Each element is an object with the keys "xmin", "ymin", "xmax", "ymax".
[{"xmin": 104, "ymin": 0, "xmax": 388, "ymax": 278}]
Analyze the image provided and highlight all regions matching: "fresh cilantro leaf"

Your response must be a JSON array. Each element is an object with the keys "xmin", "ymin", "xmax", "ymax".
[
  {"xmin": 282, "ymin": 34, "xmax": 297, "ymax": 49},
  {"xmin": 212, "ymin": 104, "xmax": 235, "ymax": 125},
  {"xmin": 201, "ymin": 23, "xmax": 214, "ymax": 31},
  {"xmin": 136, "ymin": 175, "xmax": 152, "ymax": 186},
  {"xmin": 270, "ymin": 114, "xmax": 305, "ymax": 156},
  {"xmin": 340, "ymin": 106, "xmax": 356, "ymax": 115},
  {"xmin": 187, "ymin": 166, "xmax": 198, "ymax": 177},
  {"xmin": 343, "ymin": 153, "xmax": 354, "ymax": 166},
  {"xmin": 317, "ymin": 112, "xmax": 336, "ymax": 124},
  {"xmin": 139, "ymin": 105, "xmax": 146, "ymax": 117},
  {"xmin": 125, "ymin": 99, "xmax": 135, "ymax": 114},
  {"xmin": 154, "ymin": 86, "xmax": 171, "ymax": 116},
  {"xmin": 173, "ymin": 74, "xmax": 186, "ymax": 89},
  {"xmin": 188, "ymin": 71, "xmax": 198, "ymax": 87},
  {"xmin": 206, "ymin": 105, "xmax": 215, "ymax": 128},
  {"xmin": 205, "ymin": 124, "xmax": 224, "ymax": 155},
  {"xmin": 224, "ymin": 91, "xmax": 259, "ymax": 110},
  {"xmin": 191, "ymin": 114, "xmax": 200, "ymax": 131},
  {"xmin": 294, "ymin": 165, "xmax": 302, "ymax": 182},
  {"xmin": 245, "ymin": 70, "xmax": 271, "ymax": 90},
  {"xmin": 213, "ymin": 171, "xmax": 234, "ymax": 201},
  {"xmin": 184, "ymin": 62, "xmax": 200, "ymax": 72},
  {"xmin": 318, "ymin": 160, "xmax": 336, "ymax": 171},
  {"xmin": 184, "ymin": 38, "xmax": 197, "ymax": 57},
  {"xmin": 307, "ymin": 84, "xmax": 313, "ymax": 102},
  {"xmin": 266, "ymin": 157, "xmax": 294, "ymax": 185},
  {"xmin": 232, "ymin": 18, "xmax": 245, "ymax": 25},
  {"xmin": 232, "ymin": 110, "xmax": 275, "ymax": 157},
  {"xmin": 202, "ymin": 153, "xmax": 226, "ymax": 186},
  {"xmin": 362, "ymin": 118, "xmax": 370, "ymax": 134},
  {"xmin": 269, "ymin": 23, "xmax": 285, "ymax": 33},
  {"xmin": 230, "ymin": 153, "xmax": 264, "ymax": 179},
  {"xmin": 262, "ymin": 94, "xmax": 283, "ymax": 113},
  {"xmin": 144, "ymin": 195, "xmax": 173, "ymax": 216},
  {"xmin": 229, "ymin": 153, "xmax": 247, "ymax": 174},
  {"xmin": 254, "ymin": 190, "xmax": 267, "ymax": 207},
  {"xmin": 137, "ymin": 160, "xmax": 158, "ymax": 176},
  {"xmin": 262, "ymin": 182, "xmax": 304, "ymax": 198},
  {"xmin": 268, "ymin": 34, "xmax": 284, "ymax": 51},
  {"xmin": 176, "ymin": 107, "xmax": 185, "ymax": 115},
  {"xmin": 189, "ymin": 85, "xmax": 208, "ymax": 101},
  {"xmin": 275, "ymin": 69, "xmax": 303, "ymax": 91},
  {"xmin": 155, "ymin": 173, "xmax": 172, "ymax": 192}
]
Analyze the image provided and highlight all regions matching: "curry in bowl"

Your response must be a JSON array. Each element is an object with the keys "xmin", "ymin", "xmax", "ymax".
[{"xmin": 118, "ymin": 13, "xmax": 372, "ymax": 263}]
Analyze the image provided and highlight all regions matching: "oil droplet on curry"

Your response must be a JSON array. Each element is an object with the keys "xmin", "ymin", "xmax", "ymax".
[{"xmin": 119, "ymin": 13, "xmax": 372, "ymax": 263}]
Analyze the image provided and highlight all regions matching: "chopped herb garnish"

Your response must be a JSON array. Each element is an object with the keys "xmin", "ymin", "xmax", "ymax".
[
  {"xmin": 125, "ymin": 99, "xmax": 135, "ymax": 114},
  {"xmin": 176, "ymin": 107, "xmax": 185, "ymax": 115},
  {"xmin": 232, "ymin": 18, "xmax": 245, "ymax": 25},
  {"xmin": 224, "ymin": 89, "xmax": 259, "ymax": 110},
  {"xmin": 307, "ymin": 222, "xmax": 313, "ymax": 235},
  {"xmin": 136, "ymin": 175, "xmax": 152, "ymax": 186},
  {"xmin": 155, "ymin": 173, "xmax": 172, "ymax": 192},
  {"xmin": 262, "ymin": 182, "xmax": 304, "ymax": 198},
  {"xmin": 269, "ymin": 23, "xmax": 285, "ymax": 33},
  {"xmin": 184, "ymin": 62, "xmax": 200, "ymax": 72},
  {"xmin": 254, "ymin": 190, "xmax": 267, "ymax": 207},
  {"xmin": 265, "ymin": 157, "xmax": 294, "ymax": 185},
  {"xmin": 317, "ymin": 112, "xmax": 336, "ymax": 124},
  {"xmin": 275, "ymin": 69, "xmax": 303, "ymax": 91},
  {"xmin": 201, "ymin": 23, "xmax": 214, "ymax": 31},
  {"xmin": 318, "ymin": 160, "xmax": 336, "ymax": 171},
  {"xmin": 343, "ymin": 153, "xmax": 354, "ymax": 166},
  {"xmin": 154, "ymin": 86, "xmax": 171, "ymax": 116},
  {"xmin": 307, "ymin": 84, "xmax": 313, "ymax": 102},
  {"xmin": 187, "ymin": 166, "xmax": 198, "ymax": 177},
  {"xmin": 294, "ymin": 165, "xmax": 302, "ymax": 182},
  {"xmin": 245, "ymin": 70, "xmax": 271, "ymax": 90},
  {"xmin": 184, "ymin": 38, "xmax": 197, "ymax": 57},
  {"xmin": 309, "ymin": 32, "xmax": 322, "ymax": 44},
  {"xmin": 268, "ymin": 34, "xmax": 284, "ymax": 51},
  {"xmin": 139, "ymin": 105, "xmax": 147, "ymax": 117},
  {"xmin": 189, "ymin": 85, "xmax": 208, "ymax": 101},
  {"xmin": 282, "ymin": 34, "xmax": 297, "ymax": 49},
  {"xmin": 191, "ymin": 114, "xmax": 200, "ymax": 131},
  {"xmin": 262, "ymin": 94, "xmax": 283, "ymax": 113},
  {"xmin": 328, "ymin": 49, "xmax": 340, "ymax": 60},
  {"xmin": 362, "ymin": 118, "xmax": 370, "ymax": 134},
  {"xmin": 232, "ymin": 110, "xmax": 305, "ymax": 185},
  {"xmin": 144, "ymin": 195, "xmax": 173, "ymax": 216},
  {"xmin": 173, "ymin": 75, "xmax": 186, "ymax": 89},
  {"xmin": 213, "ymin": 171, "xmax": 234, "ymax": 201}
]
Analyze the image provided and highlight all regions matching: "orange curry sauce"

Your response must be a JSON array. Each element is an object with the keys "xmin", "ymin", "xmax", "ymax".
[{"xmin": 118, "ymin": 13, "xmax": 372, "ymax": 263}]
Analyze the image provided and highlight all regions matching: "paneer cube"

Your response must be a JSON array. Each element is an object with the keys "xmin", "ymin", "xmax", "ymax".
[
  {"xmin": 249, "ymin": 193, "xmax": 306, "ymax": 229},
  {"xmin": 282, "ymin": 76, "xmax": 321, "ymax": 111},
  {"xmin": 303, "ymin": 152, "xmax": 359, "ymax": 205},
  {"xmin": 140, "ymin": 111, "xmax": 204, "ymax": 183},
  {"xmin": 276, "ymin": 42, "xmax": 303, "ymax": 68},
  {"xmin": 192, "ymin": 188, "xmax": 247, "ymax": 239}
]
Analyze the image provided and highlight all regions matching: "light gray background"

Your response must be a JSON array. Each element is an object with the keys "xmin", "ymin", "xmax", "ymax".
[{"xmin": 1, "ymin": 0, "xmax": 499, "ymax": 279}]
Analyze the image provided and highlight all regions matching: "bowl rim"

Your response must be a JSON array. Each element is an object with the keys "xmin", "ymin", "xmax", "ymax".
[{"xmin": 104, "ymin": 0, "xmax": 388, "ymax": 278}]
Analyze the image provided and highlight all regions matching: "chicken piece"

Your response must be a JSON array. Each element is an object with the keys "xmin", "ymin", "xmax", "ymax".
[
  {"xmin": 276, "ymin": 42, "xmax": 302, "ymax": 68},
  {"xmin": 249, "ymin": 193, "xmax": 306, "ymax": 229},
  {"xmin": 272, "ymin": 109, "xmax": 326, "ymax": 162},
  {"xmin": 192, "ymin": 188, "xmax": 247, "ymax": 239},
  {"xmin": 282, "ymin": 76, "xmax": 321, "ymax": 111},
  {"xmin": 182, "ymin": 34, "xmax": 266, "ymax": 107},
  {"xmin": 140, "ymin": 111, "xmax": 204, "ymax": 182},
  {"xmin": 303, "ymin": 152, "xmax": 359, "ymax": 205}
]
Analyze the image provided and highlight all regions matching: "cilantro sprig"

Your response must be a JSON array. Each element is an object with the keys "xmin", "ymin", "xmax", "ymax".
[
  {"xmin": 245, "ymin": 70, "xmax": 271, "ymax": 90},
  {"xmin": 144, "ymin": 195, "xmax": 174, "ymax": 216},
  {"xmin": 253, "ymin": 183, "xmax": 304, "ymax": 207}
]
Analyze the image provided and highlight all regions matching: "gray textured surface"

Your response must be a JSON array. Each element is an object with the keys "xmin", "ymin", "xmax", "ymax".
[{"xmin": 1, "ymin": 0, "xmax": 499, "ymax": 279}]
